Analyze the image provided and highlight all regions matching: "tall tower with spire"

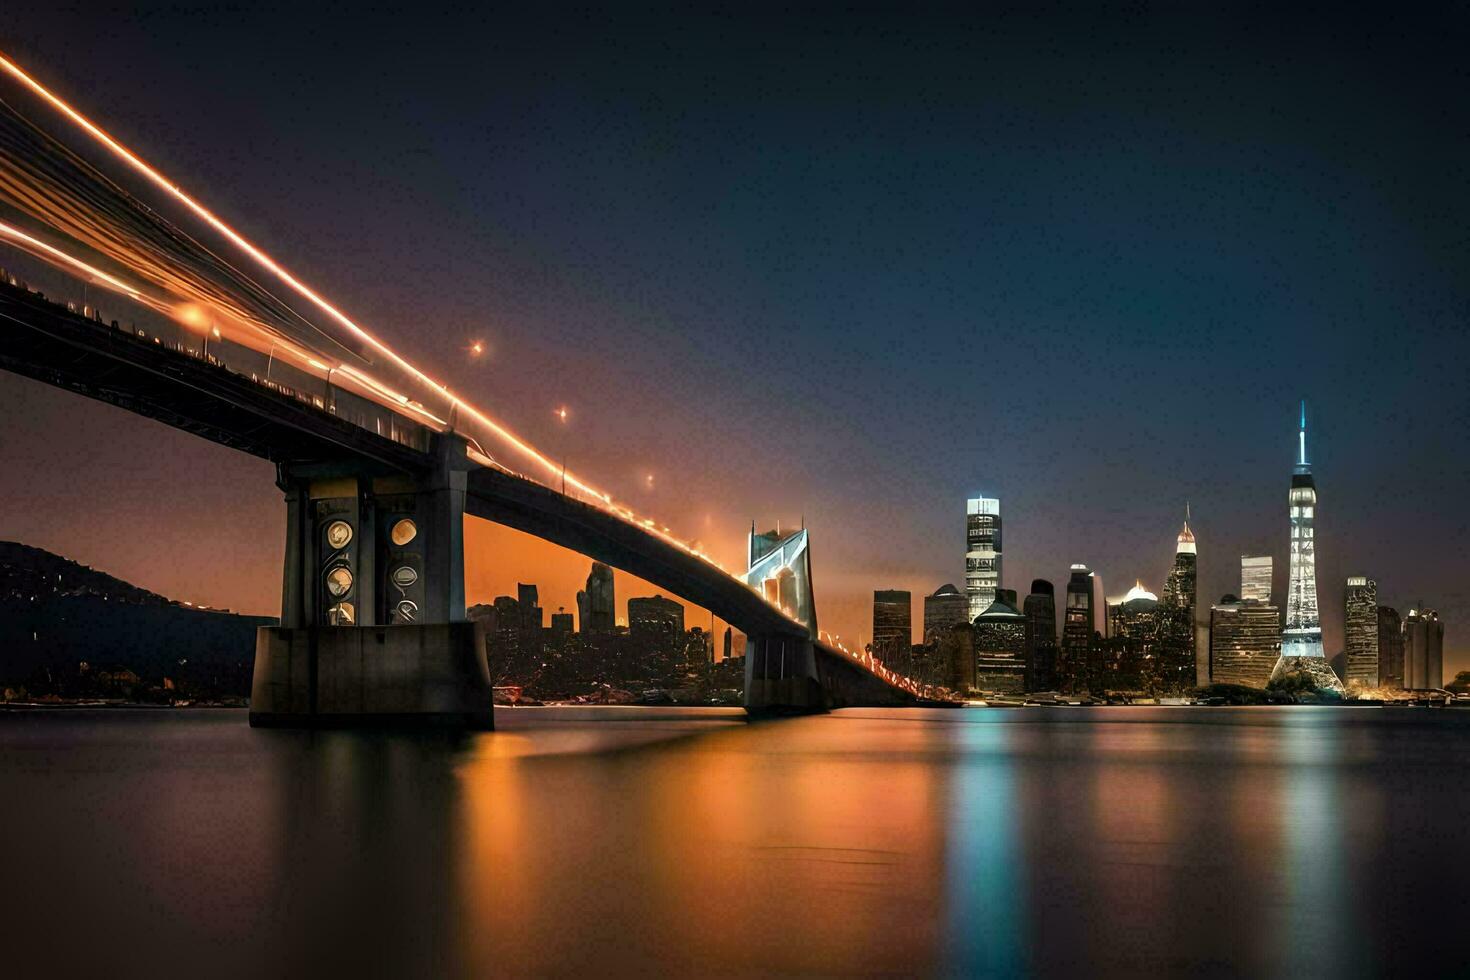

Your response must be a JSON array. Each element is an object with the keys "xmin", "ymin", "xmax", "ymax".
[
  {"xmin": 1159, "ymin": 505, "xmax": 1198, "ymax": 690},
  {"xmin": 1282, "ymin": 401, "xmax": 1324, "ymax": 658}
]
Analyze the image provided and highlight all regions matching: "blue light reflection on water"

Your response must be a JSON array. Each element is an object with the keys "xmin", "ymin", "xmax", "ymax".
[{"xmin": 941, "ymin": 715, "xmax": 1027, "ymax": 978}]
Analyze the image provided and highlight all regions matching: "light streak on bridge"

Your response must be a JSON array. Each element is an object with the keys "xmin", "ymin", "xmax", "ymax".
[
  {"xmin": 0, "ymin": 50, "xmax": 734, "ymax": 570},
  {"xmin": 0, "ymin": 52, "xmax": 947, "ymax": 701}
]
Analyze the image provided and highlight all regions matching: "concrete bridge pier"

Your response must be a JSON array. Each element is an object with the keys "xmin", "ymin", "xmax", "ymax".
[
  {"xmin": 743, "ymin": 633, "xmax": 829, "ymax": 716},
  {"xmin": 249, "ymin": 435, "xmax": 494, "ymax": 729}
]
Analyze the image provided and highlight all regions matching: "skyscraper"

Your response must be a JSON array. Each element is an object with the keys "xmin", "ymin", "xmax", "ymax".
[
  {"xmin": 517, "ymin": 583, "xmax": 543, "ymax": 631},
  {"xmin": 577, "ymin": 561, "xmax": 615, "ymax": 633},
  {"xmin": 923, "ymin": 583, "xmax": 969, "ymax": 641},
  {"xmin": 1023, "ymin": 579, "xmax": 1057, "ymax": 691},
  {"xmin": 1240, "ymin": 556, "xmax": 1272, "ymax": 603},
  {"xmin": 1403, "ymin": 607, "xmax": 1444, "ymax": 690},
  {"xmin": 965, "ymin": 497, "xmax": 1002, "ymax": 621},
  {"xmin": 1060, "ymin": 564, "xmax": 1098, "ymax": 692},
  {"xmin": 973, "ymin": 594, "xmax": 1027, "ymax": 694},
  {"xmin": 1158, "ymin": 512, "xmax": 1198, "ymax": 691},
  {"xmin": 872, "ymin": 589, "xmax": 912, "ymax": 664},
  {"xmin": 1378, "ymin": 606, "xmax": 1404, "ymax": 689},
  {"xmin": 1282, "ymin": 402, "xmax": 1324, "ymax": 659},
  {"xmin": 1344, "ymin": 577, "xmax": 1379, "ymax": 687},
  {"xmin": 1209, "ymin": 595, "xmax": 1282, "ymax": 688}
]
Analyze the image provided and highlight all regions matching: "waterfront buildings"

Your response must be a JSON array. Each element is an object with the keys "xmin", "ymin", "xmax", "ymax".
[
  {"xmin": 1023, "ymin": 579, "xmax": 1057, "ymax": 691},
  {"xmin": 577, "ymin": 562, "xmax": 616, "ymax": 633},
  {"xmin": 872, "ymin": 589, "xmax": 912, "ymax": 664},
  {"xmin": 973, "ymin": 593, "xmax": 1026, "ymax": 693},
  {"xmin": 923, "ymin": 583, "xmax": 969, "ymax": 641},
  {"xmin": 1157, "ymin": 515, "xmax": 1198, "ymax": 691},
  {"xmin": 517, "ymin": 583, "xmax": 543, "ymax": 630},
  {"xmin": 1378, "ymin": 606, "xmax": 1404, "ymax": 689},
  {"xmin": 1344, "ymin": 577, "xmax": 1379, "ymax": 687},
  {"xmin": 1108, "ymin": 582, "xmax": 1159, "ymax": 641},
  {"xmin": 1209, "ymin": 595, "xmax": 1282, "ymax": 688},
  {"xmin": 628, "ymin": 594, "xmax": 684, "ymax": 637},
  {"xmin": 1060, "ymin": 564, "xmax": 1098, "ymax": 692},
  {"xmin": 1403, "ymin": 607, "xmax": 1444, "ymax": 690},
  {"xmin": 1282, "ymin": 403, "xmax": 1324, "ymax": 659},
  {"xmin": 965, "ymin": 497, "xmax": 1002, "ymax": 621}
]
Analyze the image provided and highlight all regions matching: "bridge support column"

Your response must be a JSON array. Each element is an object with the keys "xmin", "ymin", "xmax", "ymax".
[
  {"xmin": 250, "ymin": 435, "xmax": 493, "ymax": 729},
  {"xmin": 743, "ymin": 633, "xmax": 829, "ymax": 716}
]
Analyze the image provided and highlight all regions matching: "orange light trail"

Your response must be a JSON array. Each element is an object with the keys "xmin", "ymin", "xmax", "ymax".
[
  {"xmin": 0, "ymin": 51, "xmax": 745, "ymax": 575},
  {"xmin": 0, "ymin": 218, "xmax": 144, "ymax": 301},
  {"xmin": 0, "ymin": 52, "xmax": 611, "ymax": 504},
  {"xmin": 0, "ymin": 54, "xmax": 934, "ymax": 694}
]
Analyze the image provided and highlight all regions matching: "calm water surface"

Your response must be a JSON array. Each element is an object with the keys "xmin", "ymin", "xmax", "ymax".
[{"xmin": 1, "ymin": 705, "xmax": 1467, "ymax": 978}]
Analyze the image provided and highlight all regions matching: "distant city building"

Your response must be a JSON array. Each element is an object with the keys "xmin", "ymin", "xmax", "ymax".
[
  {"xmin": 1403, "ymin": 607, "xmax": 1444, "ymax": 690},
  {"xmin": 923, "ymin": 583, "xmax": 969, "ymax": 641},
  {"xmin": 1240, "ymin": 556, "xmax": 1272, "ymax": 603},
  {"xmin": 872, "ymin": 589, "xmax": 912, "ymax": 664},
  {"xmin": 1108, "ymin": 582, "xmax": 1159, "ymax": 640},
  {"xmin": 1378, "ymin": 606, "xmax": 1404, "ymax": 689},
  {"xmin": 1209, "ymin": 595, "xmax": 1282, "ymax": 688},
  {"xmin": 935, "ymin": 623, "xmax": 975, "ymax": 693},
  {"xmin": 1282, "ymin": 402, "xmax": 1324, "ymax": 658},
  {"xmin": 965, "ymin": 497, "xmax": 1002, "ymax": 621},
  {"xmin": 973, "ymin": 594, "xmax": 1026, "ymax": 694},
  {"xmin": 628, "ymin": 594, "xmax": 684, "ymax": 637},
  {"xmin": 1157, "ymin": 513, "xmax": 1198, "ymax": 690},
  {"xmin": 549, "ymin": 611, "xmax": 574, "ymax": 635},
  {"xmin": 493, "ymin": 594, "xmax": 519, "ymax": 631},
  {"xmin": 1343, "ymin": 577, "xmax": 1379, "ymax": 687},
  {"xmin": 517, "ymin": 583, "xmax": 542, "ymax": 631},
  {"xmin": 1060, "ymin": 564, "xmax": 1099, "ymax": 692},
  {"xmin": 1023, "ymin": 579, "xmax": 1057, "ymax": 691},
  {"xmin": 578, "ymin": 561, "xmax": 616, "ymax": 633}
]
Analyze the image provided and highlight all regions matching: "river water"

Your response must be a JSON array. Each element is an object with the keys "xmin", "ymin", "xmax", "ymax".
[{"xmin": 1, "ymin": 705, "xmax": 1466, "ymax": 978}]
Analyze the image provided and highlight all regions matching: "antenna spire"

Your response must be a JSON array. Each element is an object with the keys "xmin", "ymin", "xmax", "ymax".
[{"xmin": 1298, "ymin": 400, "xmax": 1308, "ymax": 467}]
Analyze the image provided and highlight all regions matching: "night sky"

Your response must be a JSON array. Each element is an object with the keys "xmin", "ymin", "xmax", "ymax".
[{"xmin": 1, "ymin": 4, "xmax": 1466, "ymax": 672}]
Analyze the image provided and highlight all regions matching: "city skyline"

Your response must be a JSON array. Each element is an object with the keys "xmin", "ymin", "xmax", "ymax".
[{"xmin": 0, "ymin": 7, "xmax": 1465, "ymax": 676}]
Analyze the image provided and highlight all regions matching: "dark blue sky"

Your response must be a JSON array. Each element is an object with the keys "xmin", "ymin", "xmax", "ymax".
[{"xmin": 2, "ymin": 4, "xmax": 1467, "ymax": 669}]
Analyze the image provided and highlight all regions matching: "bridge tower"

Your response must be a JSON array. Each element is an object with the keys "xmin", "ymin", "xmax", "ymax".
[
  {"xmin": 250, "ymin": 433, "xmax": 494, "ymax": 728},
  {"xmin": 743, "ymin": 526, "xmax": 825, "ymax": 715}
]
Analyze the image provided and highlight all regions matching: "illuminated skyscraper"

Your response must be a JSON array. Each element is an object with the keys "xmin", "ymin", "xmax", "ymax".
[
  {"xmin": 1343, "ymin": 577, "xmax": 1378, "ymax": 687},
  {"xmin": 1209, "ymin": 595, "xmax": 1281, "ymax": 688},
  {"xmin": 973, "ymin": 594, "xmax": 1027, "ymax": 694},
  {"xmin": 965, "ymin": 497, "xmax": 1002, "ymax": 621},
  {"xmin": 1282, "ymin": 402, "xmax": 1324, "ymax": 659},
  {"xmin": 1240, "ymin": 556, "xmax": 1272, "ymax": 603},
  {"xmin": 1060, "ymin": 564, "xmax": 1098, "ymax": 692},
  {"xmin": 1157, "ymin": 512, "xmax": 1198, "ymax": 691}
]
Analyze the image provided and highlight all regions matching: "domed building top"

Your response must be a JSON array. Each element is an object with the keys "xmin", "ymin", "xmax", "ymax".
[
  {"xmin": 975, "ymin": 596, "xmax": 1024, "ymax": 622},
  {"xmin": 1120, "ymin": 581, "xmax": 1158, "ymax": 605}
]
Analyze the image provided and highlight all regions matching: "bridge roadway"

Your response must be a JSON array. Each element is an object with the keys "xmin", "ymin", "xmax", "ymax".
[{"xmin": 0, "ymin": 281, "xmax": 926, "ymax": 711}]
